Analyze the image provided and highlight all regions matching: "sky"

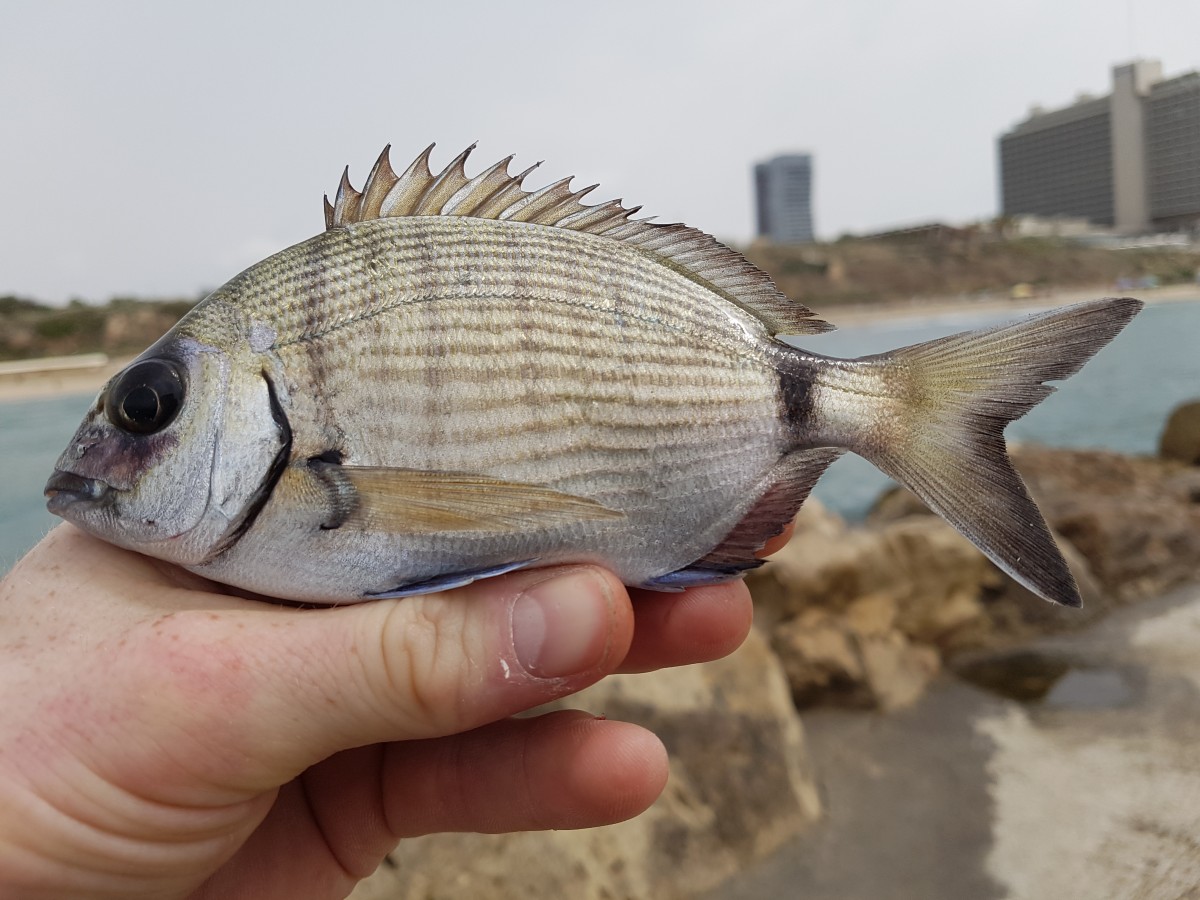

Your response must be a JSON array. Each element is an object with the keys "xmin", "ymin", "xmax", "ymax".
[{"xmin": 2, "ymin": 0, "xmax": 1198, "ymax": 304}]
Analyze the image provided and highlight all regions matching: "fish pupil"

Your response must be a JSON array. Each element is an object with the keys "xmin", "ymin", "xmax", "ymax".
[
  {"xmin": 122, "ymin": 386, "xmax": 161, "ymax": 424},
  {"xmin": 105, "ymin": 359, "xmax": 184, "ymax": 435}
]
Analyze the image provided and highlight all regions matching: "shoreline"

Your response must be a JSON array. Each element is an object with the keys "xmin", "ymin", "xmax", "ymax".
[
  {"xmin": 0, "ymin": 355, "xmax": 135, "ymax": 403},
  {"xmin": 811, "ymin": 280, "xmax": 1199, "ymax": 326},
  {"xmin": 1, "ymin": 284, "xmax": 1196, "ymax": 404}
]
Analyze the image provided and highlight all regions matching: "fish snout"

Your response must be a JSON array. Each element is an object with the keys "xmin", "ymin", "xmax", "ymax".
[{"xmin": 44, "ymin": 470, "xmax": 112, "ymax": 513}]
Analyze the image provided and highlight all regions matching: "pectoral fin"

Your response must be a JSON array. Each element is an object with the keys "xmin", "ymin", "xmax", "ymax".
[{"xmin": 307, "ymin": 461, "xmax": 624, "ymax": 533}]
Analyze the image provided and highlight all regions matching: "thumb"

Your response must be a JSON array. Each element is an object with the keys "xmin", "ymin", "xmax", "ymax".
[{"xmin": 146, "ymin": 565, "xmax": 633, "ymax": 791}]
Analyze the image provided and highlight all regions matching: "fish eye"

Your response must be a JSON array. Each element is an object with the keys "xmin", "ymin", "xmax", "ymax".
[{"xmin": 104, "ymin": 359, "xmax": 185, "ymax": 435}]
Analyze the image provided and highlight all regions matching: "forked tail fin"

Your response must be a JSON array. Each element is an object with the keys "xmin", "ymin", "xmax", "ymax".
[{"xmin": 838, "ymin": 297, "xmax": 1142, "ymax": 607}]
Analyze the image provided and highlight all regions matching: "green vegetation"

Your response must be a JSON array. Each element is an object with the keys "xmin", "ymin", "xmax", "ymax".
[{"xmin": 0, "ymin": 295, "xmax": 198, "ymax": 361}]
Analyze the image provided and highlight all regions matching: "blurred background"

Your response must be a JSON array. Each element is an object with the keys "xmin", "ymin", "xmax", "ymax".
[{"xmin": 3, "ymin": 2, "xmax": 1199, "ymax": 897}]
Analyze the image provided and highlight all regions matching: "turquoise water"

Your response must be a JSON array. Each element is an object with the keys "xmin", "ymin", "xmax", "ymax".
[
  {"xmin": 0, "ymin": 391, "xmax": 98, "ymax": 572},
  {"xmin": 2, "ymin": 298, "xmax": 1197, "ymax": 574}
]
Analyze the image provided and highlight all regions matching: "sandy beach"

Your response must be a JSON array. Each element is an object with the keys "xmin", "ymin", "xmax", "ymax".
[
  {"xmin": 0, "ymin": 355, "xmax": 135, "ymax": 403},
  {"xmin": 813, "ymin": 280, "xmax": 1200, "ymax": 326},
  {"xmin": 1, "ymin": 283, "xmax": 1196, "ymax": 405}
]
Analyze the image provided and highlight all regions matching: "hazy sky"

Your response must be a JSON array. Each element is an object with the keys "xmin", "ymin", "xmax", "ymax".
[{"xmin": 3, "ymin": 0, "xmax": 1198, "ymax": 303}]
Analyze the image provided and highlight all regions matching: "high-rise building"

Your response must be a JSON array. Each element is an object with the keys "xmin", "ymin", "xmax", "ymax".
[
  {"xmin": 999, "ymin": 60, "xmax": 1200, "ymax": 232},
  {"xmin": 754, "ymin": 154, "xmax": 815, "ymax": 243}
]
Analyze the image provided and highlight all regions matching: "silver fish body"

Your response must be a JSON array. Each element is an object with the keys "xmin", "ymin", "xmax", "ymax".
[{"xmin": 46, "ymin": 145, "xmax": 1143, "ymax": 605}]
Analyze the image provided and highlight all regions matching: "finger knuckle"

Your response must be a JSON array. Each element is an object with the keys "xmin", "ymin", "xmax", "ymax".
[{"xmin": 373, "ymin": 598, "xmax": 473, "ymax": 736}]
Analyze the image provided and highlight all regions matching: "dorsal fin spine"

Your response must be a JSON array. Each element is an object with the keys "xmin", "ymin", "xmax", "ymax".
[
  {"xmin": 557, "ymin": 199, "xmax": 637, "ymax": 232},
  {"xmin": 499, "ymin": 177, "xmax": 574, "ymax": 222},
  {"xmin": 359, "ymin": 145, "xmax": 399, "ymax": 220},
  {"xmin": 412, "ymin": 143, "xmax": 476, "ymax": 216},
  {"xmin": 378, "ymin": 144, "xmax": 436, "ymax": 218},
  {"xmin": 334, "ymin": 167, "xmax": 362, "ymax": 226},
  {"xmin": 529, "ymin": 184, "xmax": 599, "ymax": 226},
  {"xmin": 442, "ymin": 155, "xmax": 516, "ymax": 217},
  {"xmin": 471, "ymin": 163, "xmax": 542, "ymax": 219}
]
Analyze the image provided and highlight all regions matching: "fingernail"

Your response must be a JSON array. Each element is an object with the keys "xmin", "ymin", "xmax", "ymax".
[{"xmin": 512, "ymin": 569, "xmax": 613, "ymax": 678}]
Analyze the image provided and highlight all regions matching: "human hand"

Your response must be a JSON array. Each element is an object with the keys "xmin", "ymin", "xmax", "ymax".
[{"xmin": 0, "ymin": 524, "xmax": 761, "ymax": 899}]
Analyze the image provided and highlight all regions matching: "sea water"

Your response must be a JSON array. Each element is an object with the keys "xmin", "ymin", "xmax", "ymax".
[{"xmin": 2, "ymin": 298, "xmax": 1198, "ymax": 574}]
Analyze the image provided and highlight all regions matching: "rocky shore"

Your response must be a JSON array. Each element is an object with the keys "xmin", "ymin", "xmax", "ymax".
[
  {"xmin": 754, "ymin": 443, "xmax": 1200, "ymax": 713},
  {"xmin": 351, "ymin": 403, "xmax": 1200, "ymax": 900}
]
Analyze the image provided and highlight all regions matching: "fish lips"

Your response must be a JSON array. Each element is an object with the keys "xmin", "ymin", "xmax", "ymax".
[{"xmin": 44, "ymin": 469, "xmax": 114, "ymax": 515}]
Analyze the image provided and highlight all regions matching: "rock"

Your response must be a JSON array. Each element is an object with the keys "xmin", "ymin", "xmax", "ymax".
[
  {"xmin": 747, "ymin": 512, "xmax": 999, "ymax": 710},
  {"xmin": 1012, "ymin": 446, "xmax": 1200, "ymax": 601},
  {"xmin": 1165, "ymin": 467, "xmax": 1200, "ymax": 504},
  {"xmin": 844, "ymin": 593, "xmax": 899, "ymax": 637},
  {"xmin": 748, "ymin": 514, "xmax": 995, "ymax": 646},
  {"xmin": 865, "ymin": 484, "xmax": 932, "ymax": 525},
  {"xmin": 746, "ymin": 498, "xmax": 850, "ymax": 630},
  {"xmin": 858, "ymin": 633, "xmax": 942, "ymax": 711},
  {"xmin": 951, "ymin": 531, "xmax": 1107, "ymax": 651},
  {"xmin": 350, "ymin": 627, "xmax": 820, "ymax": 900},
  {"xmin": 865, "ymin": 446, "xmax": 1200, "ymax": 606},
  {"xmin": 1159, "ymin": 399, "xmax": 1200, "ymax": 464},
  {"xmin": 771, "ymin": 608, "xmax": 866, "ymax": 706},
  {"xmin": 878, "ymin": 519, "xmax": 999, "ymax": 644},
  {"xmin": 746, "ymin": 447, "xmax": 1198, "ymax": 709},
  {"xmin": 793, "ymin": 496, "xmax": 848, "ymax": 540},
  {"xmin": 771, "ymin": 605, "xmax": 941, "ymax": 711}
]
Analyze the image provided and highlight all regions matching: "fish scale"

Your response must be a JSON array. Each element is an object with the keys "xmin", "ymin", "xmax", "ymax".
[{"xmin": 46, "ymin": 143, "xmax": 1142, "ymax": 605}]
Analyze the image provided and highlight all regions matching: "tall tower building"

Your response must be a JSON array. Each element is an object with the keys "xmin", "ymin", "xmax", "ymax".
[
  {"xmin": 754, "ymin": 154, "xmax": 815, "ymax": 243},
  {"xmin": 999, "ymin": 60, "xmax": 1200, "ymax": 232}
]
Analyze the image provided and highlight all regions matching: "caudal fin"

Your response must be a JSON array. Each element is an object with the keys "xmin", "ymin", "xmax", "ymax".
[{"xmin": 845, "ymin": 297, "xmax": 1142, "ymax": 607}]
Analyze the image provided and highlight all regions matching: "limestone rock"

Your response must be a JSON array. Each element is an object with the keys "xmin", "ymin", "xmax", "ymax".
[
  {"xmin": 866, "ymin": 446, "xmax": 1200, "ymax": 606},
  {"xmin": 1159, "ymin": 399, "xmax": 1200, "ymax": 464},
  {"xmin": 792, "ymin": 494, "xmax": 848, "ymax": 540},
  {"xmin": 1012, "ymin": 446, "xmax": 1200, "ymax": 601},
  {"xmin": 771, "ymin": 605, "xmax": 941, "ymax": 711},
  {"xmin": 858, "ymin": 632, "xmax": 942, "ymax": 711},
  {"xmin": 865, "ymin": 484, "xmax": 932, "ymax": 525},
  {"xmin": 748, "ymin": 514, "xmax": 995, "ymax": 647},
  {"xmin": 750, "ymin": 443, "xmax": 1200, "ymax": 716},
  {"xmin": 350, "ymin": 627, "xmax": 819, "ymax": 900},
  {"xmin": 746, "ymin": 510, "xmax": 1001, "ymax": 710},
  {"xmin": 771, "ymin": 608, "xmax": 865, "ymax": 706}
]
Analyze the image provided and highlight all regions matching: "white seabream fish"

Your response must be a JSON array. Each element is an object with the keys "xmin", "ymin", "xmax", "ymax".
[{"xmin": 45, "ymin": 144, "xmax": 1142, "ymax": 605}]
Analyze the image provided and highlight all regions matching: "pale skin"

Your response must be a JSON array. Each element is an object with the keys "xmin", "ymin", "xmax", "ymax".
[{"xmin": 0, "ymin": 523, "xmax": 790, "ymax": 899}]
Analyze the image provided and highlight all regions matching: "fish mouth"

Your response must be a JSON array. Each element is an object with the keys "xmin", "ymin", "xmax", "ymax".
[{"xmin": 44, "ymin": 470, "xmax": 113, "ymax": 514}]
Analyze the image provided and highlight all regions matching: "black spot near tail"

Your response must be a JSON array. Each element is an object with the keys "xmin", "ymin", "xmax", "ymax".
[{"xmin": 778, "ymin": 366, "xmax": 815, "ymax": 437}]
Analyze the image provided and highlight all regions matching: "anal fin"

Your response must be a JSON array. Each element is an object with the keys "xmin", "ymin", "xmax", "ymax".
[
  {"xmin": 690, "ymin": 447, "xmax": 844, "ymax": 571},
  {"xmin": 365, "ymin": 559, "xmax": 537, "ymax": 599},
  {"xmin": 637, "ymin": 566, "xmax": 750, "ymax": 592}
]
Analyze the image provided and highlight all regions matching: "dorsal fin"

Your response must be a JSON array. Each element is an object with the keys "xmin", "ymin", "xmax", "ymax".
[{"xmin": 324, "ymin": 144, "xmax": 834, "ymax": 336}]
